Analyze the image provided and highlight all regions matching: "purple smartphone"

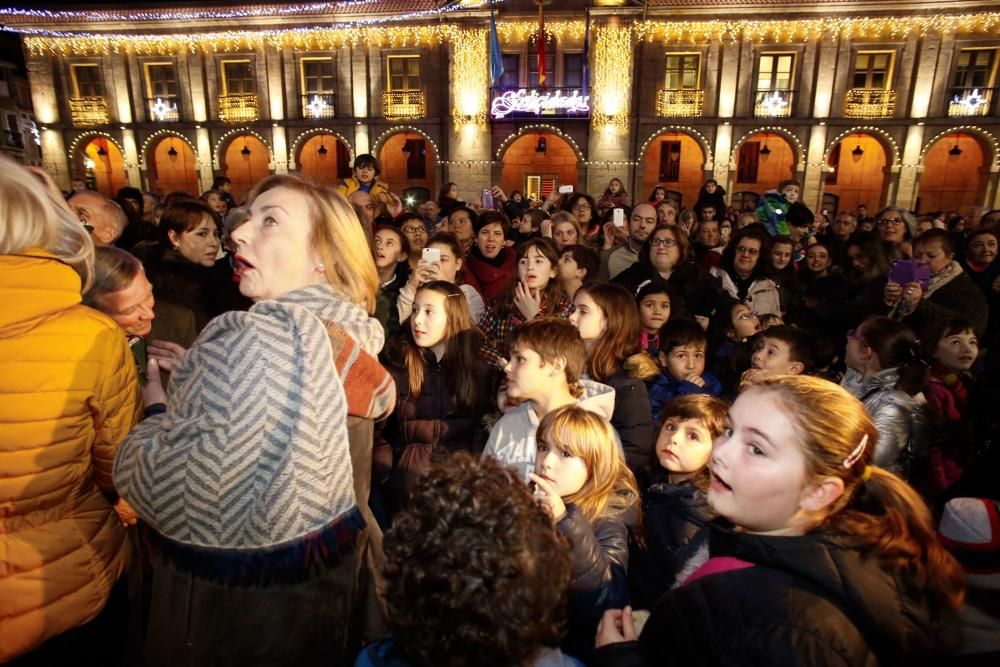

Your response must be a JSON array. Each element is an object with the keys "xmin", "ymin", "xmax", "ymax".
[{"xmin": 889, "ymin": 260, "xmax": 931, "ymax": 289}]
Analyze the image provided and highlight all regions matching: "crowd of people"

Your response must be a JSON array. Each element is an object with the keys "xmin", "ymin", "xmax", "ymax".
[{"xmin": 2, "ymin": 149, "xmax": 999, "ymax": 666}]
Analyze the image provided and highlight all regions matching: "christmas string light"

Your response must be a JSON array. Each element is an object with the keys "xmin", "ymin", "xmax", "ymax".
[
  {"xmin": 0, "ymin": 1, "xmax": 391, "ymax": 23},
  {"xmin": 591, "ymin": 24, "xmax": 632, "ymax": 131},
  {"xmin": 451, "ymin": 28, "xmax": 489, "ymax": 125}
]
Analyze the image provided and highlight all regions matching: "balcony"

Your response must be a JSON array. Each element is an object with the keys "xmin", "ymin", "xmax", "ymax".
[
  {"xmin": 3, "ymin": 130, "xmax": 24, "ymax": 149},
  {"xmin": 218, "ymin": 93, "xmax": 259, "ymax": 123},
  {"xmin": 69, "ymin": 96, "xmax": 109, "ymax": 127},
  {"xmin": 656, "ymin": 89, "xmax": 704, "ymax": 118},
  {"xmin": 948, "ymin": 87, "xmax": 996, "ymax": 117},
  {"xmin": 301, "ymin": 93, "xmax": 335, "ymax": 119},
  {"xmin": 382, "ymin": 89, "xmax": 425, "ymax": 120},
  {"xmin": 753, "ymin": 89, "xmax": 794, "ymax": 118},
  {"xmin": 844, "ymin": 88, "xmax": 896, "ymax": 119},
  {"xmin": 147, "ymin": 96, "xmax": 180, "ymax": 122}
]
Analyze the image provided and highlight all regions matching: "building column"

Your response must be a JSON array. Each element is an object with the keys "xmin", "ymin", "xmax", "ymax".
[
  {"xmin": 272, "ymin": 125, "xmax": 288, "ymax": 174},
  {"xmin": 121, "ymin": 128, "xmax": 141, "ymax": 187},
  {"xmin": 351, "ymin": 44, "xmax": 370, "ymax": 158},
  {"xmin": 895, "ymin": 124, "xmax": 925, "ymax": 210},
  {"xmin": 802, "ymin": 126, "xmax": 828, "ymax": 211},
  {"xmin": 713, "ymin": 123, "xmax": 733, "ymax": 191},
  {"xmin": 42, "ymin": 130, "xmax": 71, "ymax": 190},
  {"xmin": 196, "ymin": 126, "xmax": 213, "ymax": 192}
]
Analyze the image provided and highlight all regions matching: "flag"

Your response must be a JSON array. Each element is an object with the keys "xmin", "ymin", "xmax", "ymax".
[
  {"xmin": 537, "ymin": 1, "xmax": 547, "ymax": 90},
  {"xmin": 582, "ymin": 9, "xmax": 590, "ymax": 94},
  {"xmin": 489, "ymin": 1, "xmax": 504, "ymax": 86}
]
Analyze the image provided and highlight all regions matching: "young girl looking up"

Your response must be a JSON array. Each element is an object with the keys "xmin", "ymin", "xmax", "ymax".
[
  {"xmin": 634, "ymin": 279, "xmax": 673, "ymax": 357},
  {"xmin": 570, "ymin": 283, "xmax": 658, "ymax": 477},
  {"xmin": 630, "ymin": 394, "xmax": 729, "ymax": 609},
  {"xmin": 597, "ymin": 177, "xmax": 628, "ymax": 216},
  {"xmin": 597, "ymin": 375, "xmax": 965, "ymax": 666},
  {"xmin": 531, "ymin": 405, "xmax": 640, "ymax": 663},
  {"xmin": 373, "ymin": 224, "xmax": 410, "ymax": 337},
  {"xmin": 396, "ymin": 231, "xmax": 485, "ymax": 325},
  {"xmin": 376, "ymin": 281, "xmax": 492, "ymax": 512},
  {"xmin": 479, "ymin": 238, "xmax": 572, "ymax": 369}
]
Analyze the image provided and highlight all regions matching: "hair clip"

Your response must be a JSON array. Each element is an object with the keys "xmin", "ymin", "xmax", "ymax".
[
  {"xmin": 635, "ymin": 279, "xmax": 652, "ymax": 297},
  {"xmin": 843, "ymin": 433, "xmax": 868, "ymax": 469}
]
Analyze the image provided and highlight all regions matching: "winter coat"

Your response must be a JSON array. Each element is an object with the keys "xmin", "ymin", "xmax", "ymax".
[
  {"xmin": 464, "ymin": 245, "xmax": 517, "ymax": 303},
  {"xmin": 711, "ymin": 266, "xmax": 782, "ymax": 317},
  {"xmin": 143, "ymin": 248, "xmax": 246, "ymax": 332},
  {"xmin": 595, "ymin": 523, "xmax": 946, "ymax": 667},
  {"xmin": 336, "ymin": 175, "xmax": 391, "ymax": 201},
  {"xmin": 478, "ymin": 294, "xmax": 573, "ymax": 370},
  {"xmin": 614, "ymin": 262, "xmax": 726, "ymax": 321},
  {"xmin": 355, "ymin": 640, "xmax": 584, "ymax": 667},
  {"xmin": 900, "ymin": 267, "xmax": 988, "ymax": 339},
  {"xmin": 694, "ymin": 184, "xmax": 727, "ymax": 222},
  {"xmin": 647, "ymin": 369, "xmax": 723, "ymax": 424},
  {"xmin": 841, "ymin": 367, "xmax": 926, "ymax": 473},
  {"xmin": 596, "ymin": 190, "xmax": 629, "ymax": 216},
  {"xmin": 0, "ymin": 251, "xmax": 142, "ymax": 661},
  {"xmin": 755, "ymin": 189, "xmax": 792, "ymax": 237},
  {"xmin": 483, "ymin": 379, "xmax": 617, "ymax": 480}
]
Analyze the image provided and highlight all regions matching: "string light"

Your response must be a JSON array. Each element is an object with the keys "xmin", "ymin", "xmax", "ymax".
[
  {"xmin": 591, "ymin": 24, "xmax": 632, "ymax": 131},
  {"xmin": 0, "ymin": 2, "xmax": 393, "ymax": 23},
  {"xmin": 451, "ymin": 28, "xmax": 489, "ymax": 126}
]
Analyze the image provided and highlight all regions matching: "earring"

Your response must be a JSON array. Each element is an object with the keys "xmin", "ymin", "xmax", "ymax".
[{"xmin": 316, "ymin": 263, "xmax": 325, "ymax": 272}]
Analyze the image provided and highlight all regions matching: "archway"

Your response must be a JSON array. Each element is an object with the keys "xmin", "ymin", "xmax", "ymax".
[
  {"xmin": 76, "ymin": 136, "xmax": 127, "ymax": 197},
  {"xmin": 501, "ymin": 132, "xmax": 578, "ymax": 200},
  {"xmin": 822, "ymin": 133, "xmax": 889, "ymax": 215},
  {"xmin": 298, "ymin": 133, "xmax": 352, "ymax": 187},
  {"xmin": 917, "ymin": 133, "xmax": 988, "ymax": 214},
  {"xmin": 147, "ymin": 135, "xmax": 198, "ymax": 196},
  {"xmin": 222, "ymin": 134, "xmax": 271, "ymax": 203},
  {"xmin": 640, "ymin": 131, "xmax": 706, "ymax": 209},
  {"xmin": 731, "ymin": 132, "xmax": 795, "ymax": 208},
  {"xmin": 378, "ymin": 131, "xmax": 436, "ymax": 195}
]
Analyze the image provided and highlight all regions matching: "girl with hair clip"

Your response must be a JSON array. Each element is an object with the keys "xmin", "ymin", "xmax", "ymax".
[
  {"xmin": 479, "ymin": 237, "xmax": 572, "ymax": 369},
  {"xmin": 375, "ymin": 280, "xmax": 492, "ymax": 515},
  {"xmin": 569, "ymin": 283, "xmax": 659, "ymax": 478},
  {"xmin": 596, "ymin": 375, "xmax": 966, "ymax": 667},
  {"xmin": 634, "ymin": 279, "xmax": 674, "ymax": 358},
  {"xmin": 531, "ymin": 405, "xmax": 641, "ymax": 664},
  {"xmin": 841, "ymin": 316, "xmax": 929, "ymax": 475}
]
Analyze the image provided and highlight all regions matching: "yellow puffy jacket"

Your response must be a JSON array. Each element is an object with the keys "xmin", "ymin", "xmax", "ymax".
[
  {"xmin": 336, "ymin": 175, "xmax": 391, "ymax": 201},
  {"xmin": 0, "ymin": 251, "xmax": 142, "ymax": 660}
]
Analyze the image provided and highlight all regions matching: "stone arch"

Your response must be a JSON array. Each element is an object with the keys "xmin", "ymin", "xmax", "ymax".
[
  {"xmin": 372, "ymin": 125, "xmax": 439, "ymax": 159},
  {"xmin": 214, "ymin": 127, "xmax": 274, "ymax": 169},
  {"xmin": 824, "ymin": 126, "xmax": 901, "ymax": 167},
  {"xmin": 919, "ymin": 125, "xmax": 999, "ymax": 168},
  {"xmin": 140, "ymin": 130, "xmax": 199, "ymax": 170},
  {"xmin": 638, "ymin": 126, "xmax": 714, "ymax": 170},
  {"xmin": 495, "ymin": 123, "xmax": 586, "ymax": 162},
  {"xmin": 288, "ymin": 127, "xmax": 354, "ymax": 169},
  {"xmin": 69, "ymin": 131, "xmax": 128, "ymax": 167},
  {"xmin": 728, "ymin": 126, "xmax": 805, "ymax": 170}
]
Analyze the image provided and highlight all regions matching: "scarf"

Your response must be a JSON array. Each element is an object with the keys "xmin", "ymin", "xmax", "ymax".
[
  {"xmin": 922, "ymin": 260, "xmax": 963, "ymax": 300},
  {"xmin": 114, "ymin": 284, "xmax": 368, "ymax": 556}
]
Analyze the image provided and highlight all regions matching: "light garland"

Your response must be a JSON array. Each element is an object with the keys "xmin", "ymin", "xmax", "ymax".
[
  {"xmin": 496, "ymin": 20, "xmax": 586, "ymax": 44},
  {"xmin": 451, "ymin": 28, "xmax": 489, "ymax": 126},
  {"xmin": 729, "ymin": 126, "xmax": 805, "ymax": 169},
  {"xmin": 591, "ymin": 25, "xmax": 632, "ymax": 131},
  {"xmin": 494, "ymin": 124, "xmax": 584, "ymax": 161},
  {"xmin": 823, "ymin": 126, "xmax": 901, "ymax": 167},
  {"xmin": 919, "ymin": 126, "xmax": 1000, "ymax": 167},
  {"xmin": 638, "ymin": 125, "xmax": 714, "ymax": 166},
  {"xmin": 0, "ymin": 2, "xmax": 391, "ymax": 23}
]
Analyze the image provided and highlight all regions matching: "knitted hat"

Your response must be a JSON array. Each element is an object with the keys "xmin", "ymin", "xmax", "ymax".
[{"xmin": 938, "ymin": 497, "xmax": 1000, "ymax": 587}]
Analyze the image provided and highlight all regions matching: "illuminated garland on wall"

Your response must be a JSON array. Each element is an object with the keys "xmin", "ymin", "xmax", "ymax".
[
  {"xmin": 451, "ymin": 28, "xmax": 489, "ymax": 125},
  {"xmin": 0, "ymin": 1, "xmax": 389, "ymax": 22},
  {"xmin": 495, "ymin": 20, "xmax": 586, "ymax": 44},
  {"xmin": 591, "ymin": 25, "xmax": 632, "ymax": 131}
]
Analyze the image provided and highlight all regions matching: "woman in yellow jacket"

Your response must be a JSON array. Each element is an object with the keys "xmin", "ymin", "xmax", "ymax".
[{"xmin": 0, "ymin": 159, "xmax": 142, "ymax": 663}]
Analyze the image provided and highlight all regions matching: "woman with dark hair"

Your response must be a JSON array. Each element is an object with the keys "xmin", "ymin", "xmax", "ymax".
[
  {"xmin": 710, "ymin": 225, "xmax": 781, "ymax": 318},
  {"xmin": 648, "ymin": 185, "xmax": 668, "ymax": 204},
  {"xmin": 562, "ymin": 192, "xmax": 600, "ymax": 245},
  {"xmin": 446, "ymin": 205, "xmax": 477, "ymax": 256},
  {"xmin": 437, "ymin": 181, "xmax": 464, "ymax": 217},
  {"xmin": 961, "ymin": 228, "xmax": 1000, "ymax": 340},
  {"xmin": 463, "ymin": 210, "xmax": 517, "ymax": 303},
  {"xmin": 694, "ymin": 179, "xmax": 727, "ymax": 222},
  {"xmin": 875, "ymin": 205, "xmax": 917, "ymax": 261},
  {"xmin": 843, "ymin": 232, "xmax": 891, "ymax": 329}
]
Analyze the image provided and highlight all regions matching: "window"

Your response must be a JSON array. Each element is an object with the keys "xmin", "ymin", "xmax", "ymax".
[
  {"xmin": 145, "ymin": 63, "xmax": 178, "ymax": 98},
  {"xmin": 825, "ymin": 143, "xmax": 841, "ymax": 186},
  {"xmin": 499, "ymin": 54, "xmax": 520, "ymax": 88},
  {"xmin": 757, "ymin": 54, "xmax": 794, "ymax": 91},
  {"xmin": 301, "ymin": 58, "xmax": 335, "ymax": 94},
  {"xmin": 665, "ymin": 54, "xmax": 701, "ymax": 89},
  {"xmin": 387, "ymin": 55, "xmax": 421, "ymax": 91},
  {"xmin": 221, "ymin": 60, "xmax": 255, "ymax": 95},
  {"xmin": 527, "ymin": 34, "xmax": 556, "ymax": 88},
  {"xmin": 71, "ymin": 64, "xmax": 104, "ymax": 97},
  {"xmin": 852, "ymin": 52, "xmax": 893, "ymax": 89},
  {"xmin": 951, "ymin": 48, "xmax": 997, "ymax": 89},
  {"xmin": 525, "ymin": 174, "xmax": 558, "ymax": 200},
  {"xmin": 658, "ymin": 141, "xmax": 682, "ymax": 182},
  {"xmin": 563, "ymin": 53, "xmax": 584, "ymax": 89},
  {"xmin": 737, "ymin": 142, "xmax": 761, "ymax": 184}
]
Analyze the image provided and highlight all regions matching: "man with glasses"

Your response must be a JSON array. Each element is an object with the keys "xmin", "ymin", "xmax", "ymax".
[{"xmin": 599, "ymin": 202, "xmax": 657, "ymax": 281}]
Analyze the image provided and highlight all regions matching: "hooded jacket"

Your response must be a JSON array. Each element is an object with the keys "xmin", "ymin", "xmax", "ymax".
[
  {"xmin": 596, "ymin": 523, "xmax": 945, "ymax": 667},
  {"xmin": 482, "ymin": 379, "xmax": 616, "ymax": 480},
  {"xmin": 841, "ymin": 367, "xmax": 926, "ymax": 473},
  {"xmin": 0, "ymin": 251, "xmax": 142, "ymax": 661}
]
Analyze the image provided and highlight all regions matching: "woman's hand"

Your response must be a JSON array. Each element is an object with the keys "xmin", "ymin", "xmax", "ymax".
[
  {"xmin": 407, "ymin": 260, "xmax": 438, "ymax": 288},
  {"xmin": 384, "ymin": 192, "xmax": 404, "ymax": 218},
  {"xmin": 112, "ymin": 498, "xmax": 139, "ymax": 527},
  {"xmin": 514, "ymin": 280, "xmax": 542, "ymax": 320},
  {"xmin": 528, "ymin": 473, "xmax": 567, "ymax": 521},
  {"xmin": 596, "ymin": 607, "xmax": 637, "ymax": 648},
  {"xmin": 540, "ymin": 219, "xmax": 553, "ymax": 238},
  {"xmin": 901, "ymin": 281, "xmax": 924, "ymax": 308},
  {"xmin": 883, "ymin": 280, "xmax": 903, "ymax": 306},
  {"xmin": 147, "ymin": 340, "xmax": 187, "ymax": 373},
  {"xmin": 141, "ymin": 358, "xmax": 167, "ymax": 407},
  {"xmin": 491, "ymin": 185, "xmax": 508, "ymax": 203},
  {"xmin": 602, "ymin": 221, "xmax": 627, "ymax": 250}
]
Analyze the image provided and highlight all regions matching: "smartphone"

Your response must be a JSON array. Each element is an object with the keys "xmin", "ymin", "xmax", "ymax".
[
  {"xmin": 481, "ymin": 188, "xmax": 495, "ymax": 210},
  {"xmin": 888, "ymin": 260, "xmax": 931, "ymax": 289},
  {"xmin": 129, "ymin": 337, "xmax": 149, "ymax": 386},
  {"xmin": 558, "ymin": 185, "xmax": 573, "ymax": 194},
  {"xmin": 422, "ymin": 247, "xmax": 441, "ymax": 264},
  {"xmin": 613, "ymin": 208, "xmax": 625, "ymax": 227}
]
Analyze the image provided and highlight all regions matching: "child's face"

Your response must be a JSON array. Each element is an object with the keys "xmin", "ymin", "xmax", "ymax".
[
  {"xmin": 518, "ymin": 246, "xmax": 556, "ymax": 291},
  {"xmin": 354, "ymin": 163, "xmax": 376, "ymax": 185},
  {"xmin": 411, "ymin": 289, "xmax": 449, "ymax": 350},
  {"xmin": 659, "ymin": 344, "xmax": 706, "ymax": 382},
  {"xmin": 504, "ymin": 346, "xmax": 554, "ymax": 403},
  {"xmin": 558, "ymin": 252, "xmax": 582, "ymax": 284},
  {"xmin": 656, "ymin": 417, "xmax": 713, "ymax": 475},
  {"xmin": 535, "ymin": 439, "xmax": 588, "ymax": 498},
  {"xmin": 639, "ymin": 293, "xmax": 671, "ymax": 334},
  {"xmin": 751, "ymin": 337, "xmax": 801, "ymax": 375},
  {"xmin": 730, "ymin": 305, "xmax": 761, "ymax": 340},
  {"xmin": 805, "ymin": 246, "xmax": 831, "ymax": 275},
  {"xmin": 771, "ymin": 243, "xmax": 793, "ymax": 270},
  {"xmin": 373, "ymin": 229, "xmax": 406, "ymax": 269},
  {"xmin": 708, "ymin": 390, "xmax": 812, "ymax": 535},
  {"xmin": 780, "ymin": 185, "xmax": 800, "ymax": 204},
  {"xmin": 569, "ymin": 291, "xmax": 606, "ymax": 345},
  {"xmin": 934, "ymin": 329, "xmax": 978, "ymax": 372}
]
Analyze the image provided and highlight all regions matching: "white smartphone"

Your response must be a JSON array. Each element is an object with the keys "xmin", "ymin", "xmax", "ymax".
[
  {"xmin": 422, "ymin": 247, "xmax": 441, "ymax": 264},
  {"xmin": 558, "ymin": 185, "xmax": 573, "ymax": 194},
  {"xmin": 613, "ymin": 208, "xmax": 625, "ymax": 227}
]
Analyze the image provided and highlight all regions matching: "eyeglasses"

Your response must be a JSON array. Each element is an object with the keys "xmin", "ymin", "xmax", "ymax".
[
  {"xmin": 736, "ymin": 310, "xmax": 758, "ymax": 321},
  {"xmin": 649, "ymin": 237, "xmax": 678, "ymax": 248},
  {"xmin": 572, "ymin": 203, "xmax": 592, "ymax": 212},
  {"xmin": 735, "ymin": 245, "xmax": 760, "ymax": 256},
  {"xmin": 401, "ymin": 226, "xmax": 426, "ymax": 235},
  {"xmin": 877, "ymin": 219, "xmax": 904, "ymax": 227}
]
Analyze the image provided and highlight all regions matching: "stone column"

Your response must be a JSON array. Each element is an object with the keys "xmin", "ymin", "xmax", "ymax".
[
  {"xmin": 271, "ymin": 125, "xmax": 288, "ymax": 174},
  {"xmin": 196, "ymin": 126, "xmax": 213, "ymax": 192},
  {"xmin": 352, "ymin": 44, "xmax": 370, "ymax": 156},
  {"xmin": 26, "ymin": 53, "xmax": 70, "ymax": 187},
  {"xmin": 802, "ymin": 125, "xmax": 828, "ymax": 211},
  {"xmin": 895, "ymin": 124, "xmax": 925, "ymax": 210},
  {"xmin": 121, "ymin": 128, "xmax": 141, "ymax": 187}
]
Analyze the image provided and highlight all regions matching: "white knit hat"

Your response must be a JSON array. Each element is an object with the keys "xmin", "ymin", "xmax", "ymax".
[{"xmin": 938, "ymin": 497, "xmax": 1000, "ymax": 588}]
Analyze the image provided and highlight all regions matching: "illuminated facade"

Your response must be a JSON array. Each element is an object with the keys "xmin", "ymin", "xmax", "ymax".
[{"xmin": 5, "ymin": 0, "xmax": 1000, "ymax": 213}]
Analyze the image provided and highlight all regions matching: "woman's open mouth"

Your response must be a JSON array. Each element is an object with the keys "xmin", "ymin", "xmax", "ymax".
[
  {"xmin": 234, "ymin": 255, "xmax": 255, "ymax": 274},
  {"xmin": 710, "ymin": 470, "xmax": 732, "ymax": 492}
]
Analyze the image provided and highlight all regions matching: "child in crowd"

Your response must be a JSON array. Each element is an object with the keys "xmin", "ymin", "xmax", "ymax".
[
  {"xmin": 597, "ymin": 177, "xmax": 629, "ymax": 216},
  {"xmin": 756, "ymin": 178, "xmax": 801, "ymax": 237},
  {"xmin": 596, "ymin": 375, "xmax": 965, "ymax": 666},
  {"xmin": 357, "ymin": 453, "xmax": 583, "ymax": 667},
  {"xmin": 373, "ymin": 225, "xmax": 410, "ymax": 337},
  {"xmin": 635, "ymin": 279, "xmax": 673, "ymax": 358},
  {"xmin": 483, "ymin": 318, "xmax": 615, "ymax": 480},
  {"xmin": 630, "ymin": 395, "xmax": 729, "ymax": 609},
  {"xmin": 708, "ymin": 299, "xmax": 761, "ymax": 397},
  {"xmin": 531, "ymin": 405, "xmax": 640, "ymax": 663},
  {"xmin": 648, "ymin": 318, "xmax": 722, "ymax": 423},
  {"xmin": 479, "ymin": 238, "xmax": 572, "ymax": 369},
  {"xmin": 375, "ymin": 281, "xmax": 493, "ymax": 513},
  {"xmin": 558, "ymin": 244, "xmax": 600, "ymax": 299},
  {"xmin": 396, "ymin": 231, "xmax": 485, "ymax": 324},
  {"xmin": 741, "ymin": 324, "xmax": 813, "ymax": 387},
  {"xmin": 336, "ymin": 153, "xmax": 390, "ymax": 199}
]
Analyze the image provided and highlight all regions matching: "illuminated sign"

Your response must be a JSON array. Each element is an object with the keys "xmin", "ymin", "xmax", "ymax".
[{"xmin": 490, "ymin": 88, "xmax": 590, "ymax": 120}]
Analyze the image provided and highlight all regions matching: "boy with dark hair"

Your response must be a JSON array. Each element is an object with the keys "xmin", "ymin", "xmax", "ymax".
[
  {"xmin": 558, "ymin": 244, "xmax": 600, "ymax": 299},
  {"xmin": 756, "ymin": 178, "xmax": 802, "ymax": 237},
  {"xmin": 743, "ymin": 325, "xmax": 814, "ymax": 387},
  {"xmin": 647, "ymin": 318, "xmax": 722, "ymax": 423},
  {"xmin": 336, "ymin": 153, "xmax": 391, "ymax": 200},
  {"xmin": 483, "ymin": 318, "xmax": 615, "ymax": 479}
]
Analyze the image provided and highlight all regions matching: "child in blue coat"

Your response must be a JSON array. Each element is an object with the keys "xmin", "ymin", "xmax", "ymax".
[{"xmin": 647, "ymin": 318, "xmax": 722, "ymax": 423}]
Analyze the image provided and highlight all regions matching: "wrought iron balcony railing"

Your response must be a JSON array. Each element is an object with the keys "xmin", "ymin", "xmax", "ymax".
[
  {"xmin": 69, "ymin": 96, "xmax": 110, "ymax": 126},
  {"xmin": 301, "ymin": 93, "xmax": 336, "ymax": 119},
  {"xmin": 844, "ymin": 88, "xmax": 896, "ymax": 119},
  {"xmin": 146, "ymin": 96, "xmax": 181, "ymax": 122},
  {"xmin": 218, "ymin": 93, "xmax": 259, "ymax": 123},
  {"xmin": 382, "ymin": 89, "xmax": 425, "ymax": 120},
  {"xmin": 948, "ymin": 87, "xmax": 996, "ymax": 117},
  {"xmin": 753, "ymin": 89, "xmax": 794, "ymax": 118},
  {"xmin": 656, "ymin": 89, "xmax": 704, "ymax": 117},
  {"xmin": 4, "ymin": 129, "xmax": 24, "ymax": 149}
]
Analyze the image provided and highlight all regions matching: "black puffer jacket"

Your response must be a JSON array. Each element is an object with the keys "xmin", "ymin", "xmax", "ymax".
[
  {"xmin": 604, "ymin": 357, "xmax": 657, "ymax": 483},
  {"xmin": 597, "ymin": 522, "xmax": 945, "ymax": 667}
]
